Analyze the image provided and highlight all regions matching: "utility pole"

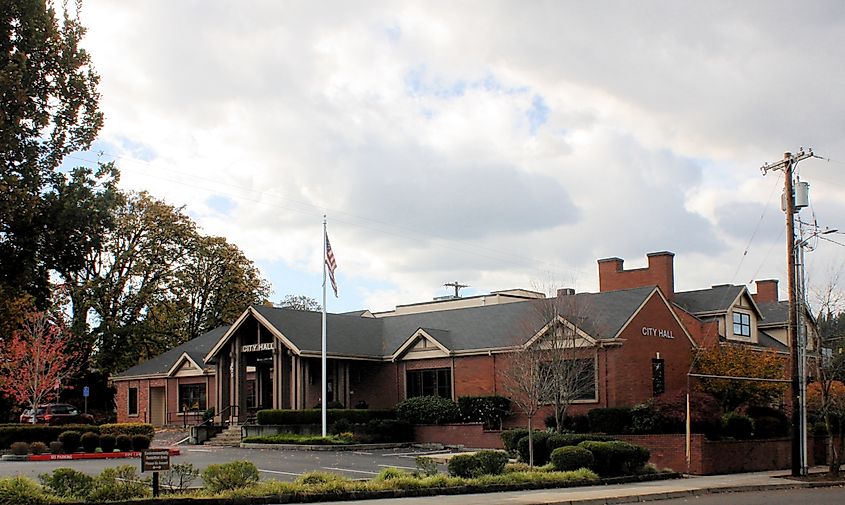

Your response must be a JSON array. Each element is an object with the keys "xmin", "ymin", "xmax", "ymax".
[
  {"xmin": 444, "ymin": 281, "xmax": 469, "ymax": 298},
  {"xmin": 761, "ymin": 148, "xmax": 813, "ymax": 477}
]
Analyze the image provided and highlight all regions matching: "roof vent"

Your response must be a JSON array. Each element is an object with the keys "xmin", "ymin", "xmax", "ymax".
[{"xmin": 557, "ymin": 288, "xmax": 575, "ymax": 297}]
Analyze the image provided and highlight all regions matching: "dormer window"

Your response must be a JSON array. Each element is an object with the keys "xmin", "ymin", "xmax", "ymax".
[{"xmin": 733, "ymin": 312, "xmax": 751, "ymax": 338}]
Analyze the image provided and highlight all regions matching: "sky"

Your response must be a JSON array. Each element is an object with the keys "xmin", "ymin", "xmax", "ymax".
[{"xmin": 70, "ymin": 1, "xmax": 845, "ymax": 313}]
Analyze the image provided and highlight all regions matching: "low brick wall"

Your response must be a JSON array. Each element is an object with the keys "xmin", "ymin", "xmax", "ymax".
[{"xmin": 414, "ymin": 423, "xmax": 504, "ymax": 449}]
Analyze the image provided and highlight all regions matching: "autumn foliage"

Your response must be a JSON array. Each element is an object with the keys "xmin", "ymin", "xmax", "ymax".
[
  {"xmin": 693, "ymin": 344, "xmax": 787, "ymax": 411},
  {"xmin": 0, "ymin": 311, "xmax": 81, "ymax": 415}
]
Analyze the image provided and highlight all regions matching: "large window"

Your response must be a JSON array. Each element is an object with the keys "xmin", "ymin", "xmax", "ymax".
[
  {"xmin": 178, "ymin": 383, "xmax": 206, "ymax": 412},
  {"xmin": 406, "ymin": 368, "xmax": 451, "ymax": 399},
  {"xmin": 540, "ymin": 358, "xmax": 597, "ymax": 402},
  {"xmin": 733, "ymin": 312, "xmax": 751, "ymax": 338},
  {"xmin": 128, "ymin": 387, "xmax": 138, "ymax": 416}
]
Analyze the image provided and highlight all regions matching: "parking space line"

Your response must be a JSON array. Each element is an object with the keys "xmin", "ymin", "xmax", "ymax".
[
  {"xmin": 352, "ymin": 451, "xmax": 373, "ymax": 455},
  {"xmin": 389, "ymin": 450, "xmax": 451, "ymax": 457},
  {"xmin": 378, "ymin": 464, "xmax": 417, "ymax": 470},
  {"xmin": 259, "ymin": 469, "xmax": 301, "ymax": 476},
  {"xmin": 322, "ymin": 467, "xmax": 379, "ymax": 475}
]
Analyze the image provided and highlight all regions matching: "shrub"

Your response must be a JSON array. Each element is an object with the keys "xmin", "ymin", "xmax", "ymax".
[
  {"xmin": 30, "ymin": 441, "xmax": 47, "ymax": 455},
  {"xmin": 329, "ymin": 418, "xmax": 351, "ymax": 435},
  {"xmin": 457, "ymin": 395, "xmax": 511, "ymax": 429},
  {"xmin": 546, "ymin": 433, "xmax": 616, "ymax": 454},
  {"xmin": 99, "ymin": 435, "xmax": 116, "ymax": 453},
  {"xmin": 578, "ymin": 440, "xmax": 649, "ymax": 477},
  {"xmin": 501, "ymin": 428, "xmax": 529, "ymax": 456},
  {"xmin": 754, "ymin": 416, "xmax": 787, "ymax": 439},
  {"xmin": 550, "ymin": 446, "xmax": 594, "ymax": 471},
  {"xmin": 10, "ymin": 442, "xmax": 29, "ymax": 456},
  {"xmin": 115, "ymin": 434, "xmax": 132, "ymax": 452},
  {"xmin": 587, "ymin": 407, "xmax": 632, "ymax": 434},
  {"xmin": 87, "ymin": 465, "xmax": 149, "ymax": 502},
  {"xmin": 48, "ymin": 441, "xmax": 63, "ymax": 454},
  {"xmin": 374, "ymin": 467, "xmax": 408, "ymax": 481},
  {"xmin": 517, "ymin": 431, "xmax": 552, "ymax": 465},
  {"xmin": 81, "ymin": 432, "xmax": 99, "ymax": 453},
  {"xmin": 396, "ymin": 396, "xmax": 459, "ymax": 425},
  {"xmin": 474, "ymin": 450, "xmax": 508, "ymax": 476},
  {"xmin": 653, "ymin": 390, "xmax": 722, "ymax": 436},
  {"xmin": 629, "ymin": 403, "xmax": 661, "ymax": 434},
  {"xmin": 162, "ymin": 463, "xmax": 200, "ymax": 492},
  {"xmin": 256, "ymin": 409, "xmax": 394, "ymax": 425},
  {"xmin": 131, "ymin": 434, "xmax": 151, "ymax": 451},
  {"xmin": 39, "ymin": 468, "xmax": 94, "ymax": 499},
  {"xmin": 562, "ymin": 414, "xmax": 591, "ymax": 433},
  {"xmin": 416, "ymin": 456, "xmax": 438, "ymax": 476},
  {"xmin": 58, "ymin": 431, "xmax": 80, "ymax": 454},
  {"xmin": 202, "ymin": 461, "xmax": 259, "ymax": 493},
  {"xmin": 0, "ymin": 423, "xmax": 97, "ymax": 449},
  {"xmin": 98, "ymin": 423, "xmax": 155, "ymax": 438},
  {"xmin": 722, "ymin": 413, "xmax": 754, "ymax": 440},
  {"xmin": 0, "ymin": 476, "xmax": 56, "ymax": 505},
  {"xmin": 363, "ymin": 419, "xmax": 414, "ymax": 443}
]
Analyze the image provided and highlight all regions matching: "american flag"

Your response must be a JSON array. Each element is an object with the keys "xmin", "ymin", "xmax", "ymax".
[{"xmin": 325, "ymin": 232, "xmax": 338, "ymax": 297}]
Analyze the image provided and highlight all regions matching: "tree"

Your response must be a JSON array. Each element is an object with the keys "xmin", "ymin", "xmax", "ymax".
[
  {"xmin": 0, "ymin": 310, "xmax": 81, "ymax": 418},
  {"xmin": 500, "ymin": 342, "xmax": 553, "ymax": 466},
  {"xmin": 693, "ymin": 345, "xmax": 788, "ymax": 412},
  {"xmin": 1, "ymin": 0, "xmax": 104, "ymax": 306},
  {"xmin": 279, "ymin": 295, "xmax": 321, "ymax": 312}
]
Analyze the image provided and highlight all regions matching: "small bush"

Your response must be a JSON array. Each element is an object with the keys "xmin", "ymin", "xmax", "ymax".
[
  {"xmin": 0, "ymin": 423, "xmax": 98, "ymax": 450},
  {"xmin": 629, "ymin": 403, "xmax": 661, "ymax": 434},
  {"xmin": 98, "ymin": 423, "xmax": 155, "ymax": 438},
  {"xmin": 329, "ymin": 418, "xmax": 351, "ymax": 435},
  {"xmin": 516, "ymin": 431, "xmax": 552, "ymax": 465},
  {"xmin": 550, "ymin": 446, "xmax": 594, "ymax": 472},
  {"xmin": 58, "ymin": 431, "xmax": 80, "ymax": 454},
  {"xmin": 374, "ymin": 467, "xmax": 408, "ymax": 481},
  {"xmin": 546, "ymin": 433, "xmax": 616, "ymax": 454},
  {"xmin": 81, "ymin": 432, "xmax": 99, "ymax": 453},
  {"xmin": 578, "ymin": 440, "xmax": 649, "ymax": 477},
  {"xmin": 131, "ymin": 434, "xmax": 151, "ymax": 451},
  {"xmin": 562, "ymin": 414, "xmax": 591, "ymax": 433},
  {"xmin": 115, "ymin": 434, "xmax": 132, "ymax": 452},
  {"xmin": 457, "ymin": 395, "xmax": 511, "ymax": 429},
  {"xmin": 87, "ymin": 465, "xmax": 149, "ymax": 502},
  {"xmin": 48, "ymin": 441, "xmax": 63, "ymax": 454},
  {"xmin": 99, "ymin": 435, "xmax": 116, "ymax": 453},
  {"xmin": 30, "ymin": 441, "xmax": 47, "ymax": 455},
  {"xmin": 162, "ymin": 463, "xmax": 200, "ymax": 492},
  {"xmin": 416, "ymin": 456, "xmax": 438, "ymax": 476},
  {"xmin": 475, "ymin": 450, "xmax": 508, "ymax": 476},
  {"xmin": 363, "ymin": 419, "xmax": 414, "ymax": 442},
  {"xmin": 722, "ymin": 413, "xmax": 754, "ymax": 440},
  {"xmin": 295, "ymin": 471, "xmax": 348, "ymax": 485},
  {"xmin": 446, "ymin": 454, "xmax": 475, "ymax": 478},
  {"xmin": 10, "ymin": 441, "xmax": 29, "ymax": 456},
  {"xmin": 0, "ymin": 476, "xmax": 56, "ymax": 505},
  {"xmin": 202, "ymin": 461, "xmax": 259, "ymax": 493},
  {"xmin": 396, "ymin": 396, "xmax": 459, "ymax": 425},
  {"xmin": 39, "ymin": 468, "xmax": 94, "ymax": 499},
  {"xmin": 754, "ymin": 416, "xmax": 787, "ymax": 439},
  {"xmin": 587, "ymin": 407, "xmax": 632, "ymax": 434},
  {"xmin": 501, "ymin": 428, "xmax": 529, "ymax": 456}
]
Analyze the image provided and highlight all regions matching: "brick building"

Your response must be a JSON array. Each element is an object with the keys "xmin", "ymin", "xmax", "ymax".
[{"xmin": 112, "ymin": 251, "xmax": 803, "ymax": 427}]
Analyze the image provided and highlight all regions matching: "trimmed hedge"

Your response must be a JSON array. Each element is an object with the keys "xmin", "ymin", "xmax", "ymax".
[
  {"xmin": 516, "ymin": 431, "xmax": 552, "ymax": 465},
  {"xmin": 58, "ymin": 431, "xmax": 81, "ymax": 454},
  {"xmin": 116, "ymin": 434, "xmax": 132, "ymax": 452},
  {"xmin": 550, "ymin": 446, "xmax": 594, "ymax": 471},
  {"xmin": 362, "ymin": 419, "xmax": 414, "ymax": 443},
  {"xmin": 0, "ymin": 424, "xmax": 98, "ymax": 449},
  {"xmin": 396, "ymin": 396, "xmax": 459, "ymax": 425},
  {"xmin": 81, "ymin": 432, "xmax": 99, "ymax": 453},
  {"xmin": 447, "ymin": 450, "xmax": 508, "ymax": 477},
  {"xmin": 587, "ymin": 408, "xmax": 632, "ymax": 434},
  {"xmin": 501, "ymin": 428, "xmax": 529, "ymax": 455},
  {"xmin": 98, "ymin": 423, "xmax": 155, "ymax": 438},
  {"xmin": 256, "ymin": 409, "xmax": 395, "ymax": 425},
  {"xmin": 546, "ymin": 433, "xmax": 616, "ymax": 453},
  {"xmin": 457, "ymin": 395, "xmax": 511, "ymax": 428},
  {"xmin": 722, "ymin": 413, "xmax": 754, "ymax": 440},
  {"xmin": 578, "ymin": 440, "xmax": 650, "ymax": 477}
]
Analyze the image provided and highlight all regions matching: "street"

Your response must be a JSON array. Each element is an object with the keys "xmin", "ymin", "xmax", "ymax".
[{"xmin": 639, "ymin": 487, "xmax": 845, "ymax": 505}]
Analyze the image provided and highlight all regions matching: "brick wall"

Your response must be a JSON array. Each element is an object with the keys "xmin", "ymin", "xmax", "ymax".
[
  {"xmin": 599, "ymin": 252, "xmax": 675, "ymax": 299},
  {"xmin": 414, "ymin": 423, "xmax": 504, "ymax": 449}
]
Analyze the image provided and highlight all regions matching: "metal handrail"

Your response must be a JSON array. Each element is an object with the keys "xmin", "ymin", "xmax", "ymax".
[{"xmin": 167, "ymin": 410, "xmax": 206, "ymax": 429}]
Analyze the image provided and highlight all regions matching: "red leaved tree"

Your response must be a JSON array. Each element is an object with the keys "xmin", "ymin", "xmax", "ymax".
[{"xmin": 0, "ymin": 311, "xmax": 81, "ymax": 420}]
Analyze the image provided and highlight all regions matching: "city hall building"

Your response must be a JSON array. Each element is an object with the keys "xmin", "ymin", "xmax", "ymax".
[{"xmin": 113, "ymin": 251, "xmax": 796, "ymax": 426}]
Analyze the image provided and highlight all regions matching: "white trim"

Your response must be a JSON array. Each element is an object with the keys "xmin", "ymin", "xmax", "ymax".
[
  {"xmin": 166, "ymin": 352, "xmax": 204, "ymax": 377},
  {"xmin": 391, "ymin": 328, "xmax": 452, "ymax": 361},
  {"xmin": 203, "ymin": 306, "xmax": 302, "ymax": 364},
  {"xmin": 523, "ymin": 315, "xmax": 597, "ymax": 350},
  {"xmin": 614, "ymin": 288, "xmax": 697, "ymax": 346}
]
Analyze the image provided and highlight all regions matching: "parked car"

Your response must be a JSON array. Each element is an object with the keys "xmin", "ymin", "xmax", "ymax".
[{"xmin": 19, "ymin": 404, "xmax": 95, "ymax": 425}]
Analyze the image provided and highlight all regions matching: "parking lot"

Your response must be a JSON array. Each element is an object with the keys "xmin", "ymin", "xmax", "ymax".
[{"xmin": 0, "ymin": 445, "xmax": 457, "ymax": 482}]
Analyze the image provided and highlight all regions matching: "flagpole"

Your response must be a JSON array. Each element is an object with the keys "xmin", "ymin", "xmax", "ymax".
[{"xmin": 321, "ymin": 216, "xmax": 328, "ymax": 437}]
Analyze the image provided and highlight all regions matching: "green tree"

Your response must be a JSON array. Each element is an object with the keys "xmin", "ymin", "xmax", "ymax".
[
  {"xmin": 1, "ymin": 0, "xmax": 104, "ymax": 307},
  {"xmin": 279, "ymin": 294, "xmax": 321, "ymax": 311}
]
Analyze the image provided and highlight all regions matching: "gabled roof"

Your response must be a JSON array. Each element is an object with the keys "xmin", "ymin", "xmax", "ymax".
[
  {"xmin": 114, "ymin": 326, "xmax": 228, "ymax": 379},
  {"xmin": 673, "ymin": 284, "xmax": 761, "ymax": 317},
  {"xmin": 756, "ymin": 301, "xmax": 788, "ymax": 328}
]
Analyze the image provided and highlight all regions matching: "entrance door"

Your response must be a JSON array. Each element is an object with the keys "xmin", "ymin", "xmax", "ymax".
[{"xmin": 149, "ymin": 387, "xmax": 166, "ymax": 426}]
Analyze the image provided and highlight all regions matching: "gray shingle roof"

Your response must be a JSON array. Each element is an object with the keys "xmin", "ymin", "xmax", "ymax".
[
  {"xmin": 757, "ymin": 301, "xmax": 788, "ymax": 328},
  {"xmin": 114, "ymin": 326, "xmax": 228, "ymax": 378},
  {"xmin": 673, "ymin": 285, "xmax": 744, "ymax": 315}
]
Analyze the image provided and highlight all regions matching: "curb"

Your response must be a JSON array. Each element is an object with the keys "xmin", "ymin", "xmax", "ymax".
[
  {"xmin": 554, "ymin": 481, "xmax": 845, "ymax": 505},
  {"xmin": 240, "ymin": 442, "xmax": 410, "ymax": 451},
  {"xmin": 26, "ymin": 448, "xmax": 180, "ymax": 462}
]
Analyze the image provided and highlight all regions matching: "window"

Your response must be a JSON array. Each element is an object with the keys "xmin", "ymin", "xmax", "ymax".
[
  {"xmin": 406, "ymin": 368, "xmax": 451, "ymax": 399},
  {"xmin": 178, "ymin": 383, "xmax": 206, "ymax": 412},
  {"xmin": 733, "ymin": 312, "xmax": 751, "ymax": 337},
  {"xmin": 652, "ymin": 359, "xmax": 665, "ymax": 396},
  {"xmin": 539, "ymin": 358, "xmax": 597, "ymax": 402},
  {"xmin": 246, "ymin": 380, "xmax": 256, "ymax": 410},
  {"xmin": 128, "ymin": 387, "xmax": 138, "ymax": 416}
]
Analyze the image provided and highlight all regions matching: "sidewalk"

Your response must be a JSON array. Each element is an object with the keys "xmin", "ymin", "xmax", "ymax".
[{"xmin": 327, "ymin": 468, "xmax": 842, "ymax": 505}]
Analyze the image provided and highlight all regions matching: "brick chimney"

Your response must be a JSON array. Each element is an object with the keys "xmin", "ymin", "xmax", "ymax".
[
  {"xmin": 753, "ymin": 279, "xmax": 779, "ymax": 304},
  {"xmin": 598, "ymin": 251, "xmax": 676, "ymax": 300}
]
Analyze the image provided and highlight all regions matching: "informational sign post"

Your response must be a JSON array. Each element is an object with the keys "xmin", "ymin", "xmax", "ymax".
[
  {"xmin": 82, "ymin": 386, "xmax": 89, "ymax": 413},
  {"xmin": 141, "ymin": 448, "xmax": 170, "ymax": 497}
]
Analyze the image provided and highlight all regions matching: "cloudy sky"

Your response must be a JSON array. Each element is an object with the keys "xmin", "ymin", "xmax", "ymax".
[{"xmin": 73, "ymin": 1, "xmax": 844, "ymax": 312}]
